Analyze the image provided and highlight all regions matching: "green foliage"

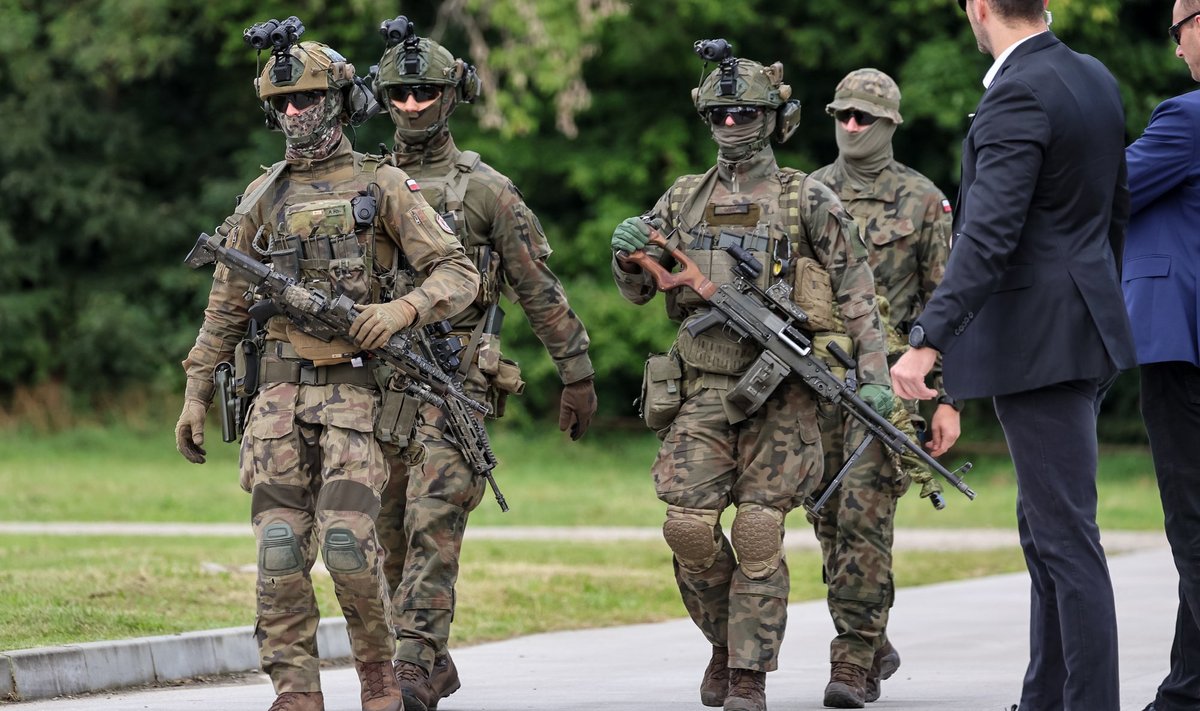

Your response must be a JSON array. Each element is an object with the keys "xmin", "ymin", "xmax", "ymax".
[{"xmin": 0, "ymin": 0, "xmax": 1186, "ymax": 438}]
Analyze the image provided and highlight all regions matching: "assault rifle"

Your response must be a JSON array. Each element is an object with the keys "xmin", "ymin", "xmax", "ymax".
[
  {"xmin": 185, "ymin": 230, "xmax": 508, "ymax": 512},
  {"xmin": 617, "ymin": 230, "xmax": 974, "ymax": 512}
]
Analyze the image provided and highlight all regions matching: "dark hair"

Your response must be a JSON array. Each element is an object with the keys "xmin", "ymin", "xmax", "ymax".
[{"xmin": 989, "ymin": 0, "xmax": 1046, "ymax": 23}]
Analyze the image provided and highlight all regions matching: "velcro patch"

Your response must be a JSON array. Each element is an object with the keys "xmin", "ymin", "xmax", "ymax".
[
  {"xmin": 941, "ymin": 199, "xmax": 952, "ymax": 214},
  {"xmin": 405, "ymin": 178, "xmax": 421, "ymax": 192},
  {"xmin": 435, "ymin": 213, "xmax": 455, "ymax": 235}
]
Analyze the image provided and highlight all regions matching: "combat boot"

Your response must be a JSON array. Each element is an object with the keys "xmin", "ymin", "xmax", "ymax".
[
  {"xmin": 824, "ymin": 661, "xmax": 868, "ymax": 708},
  {"xmin": 723, "ymin": 668, "xmax": 766, "ymax": 711},
  {"xmin": 395, "ymin": 660, "xmax": 435, "ymax": 711},
  {"xmin": 355, "ymin": 660, "xmax": 402, "ymax": 711},
  {"xmin": 864, "ymin": 641, "xmax": 900, "ymax": 703},
  {"xmin": 267, "ymin": 692, "xmax": 325, "ymax": 711},
  {"xmin": 429, "ymin": 652, "xmax": 461, "ymax": 708},
  {"xmin": 700, "ymin": 645, "xmax": 729, "ymax": 706}
]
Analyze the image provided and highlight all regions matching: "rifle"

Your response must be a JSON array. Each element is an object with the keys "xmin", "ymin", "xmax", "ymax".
[
  {"xmin": 185, "ymin": 230, "xmax": 508, "ymax": 512},
  {"xmin": 617, "ymin": 229, "xmax": 974, "ymax": 511}
]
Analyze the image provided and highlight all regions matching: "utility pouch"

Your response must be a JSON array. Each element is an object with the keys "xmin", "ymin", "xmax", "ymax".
[
  {"xmin": 791, "ymin": 257, "xmax": 844, "ymax": 332},
  {"xmin": 639, "ymin": 353, "xmax": 684, "ymax": 430},
  {"xmin": 487, "ymin": 357, "xmax": 525, "ymax": 419},
  {"xmin": 812, "ymin": 332, "xmax": 854, "ymax": 382},
  {"xmin": 233, "ymin": 337, "xmax": 260, "ymax": 398},
  {"xmin": 725, "ymin": 350, "xmax": 788, "ymax": 417},
  {"xmin": 676, "ymin": 312, "xmax": 759, "ymax": 376},
  {"xmin": 372, "ymin": 364, "xmax": 421, "ymax": 448}
]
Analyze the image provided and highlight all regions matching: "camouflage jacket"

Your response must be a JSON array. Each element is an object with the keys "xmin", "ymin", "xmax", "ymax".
[
  {"xmin": 182, "ymin": 136, "xmax": 480, "ymax": 405},
  {"xmin": 613, "ymin": 147, "xmax": 890, "ymax": 386},
  {"xmin": 391, "ymin": 134, "xmax": 593, "ymax": 385},
  {"xmin": 811, "ymin": 157, "xmax": 952, "ymax": 401}
]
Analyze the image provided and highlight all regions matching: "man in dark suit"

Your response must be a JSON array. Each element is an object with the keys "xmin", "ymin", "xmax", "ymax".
[
  {"xmin": 891, "ymin": 0, "xmax": 1136, "ymax": 709},
  {"xmin": 1126, "ymin": 4, "xmax": 1200, "ymax": 710}
]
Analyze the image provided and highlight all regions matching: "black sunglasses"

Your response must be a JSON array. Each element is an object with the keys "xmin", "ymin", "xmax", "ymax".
[
  {"xmin": 708, "ymin": 106, "xmax": 763, "ymax": 126},
  {"xmin": 1171, "ymin": 10, "xmax": 1200, "ymax": 45},
  {"xmin": 268, "ymin": 90, "xmax": 326, "ymax": 113},
  {"xmin": 387, "ymin": 85, "xmax": 443, "ymax": 103},
  {"xmin": 833, "ymin": 109, "xmax": 880, "ymax": 126}
]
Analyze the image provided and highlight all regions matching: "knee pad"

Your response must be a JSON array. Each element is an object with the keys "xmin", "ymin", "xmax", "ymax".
[
  {"xmin": 322, "ymin": 527, "xmax": 368, "ymax": 574},
  {"xmin": 731, "ymin": 503, "xmax": 784, "ymax": 580},
  {"xmin": 662, "ymin": 505, "xmax": 721, "ymax": 573},
  {"xmin": 259, "ymin": 521, "xmax": 304, "ymax": 575}
]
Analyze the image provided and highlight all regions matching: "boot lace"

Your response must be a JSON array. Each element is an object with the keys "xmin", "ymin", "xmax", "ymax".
[
  {"xmin": 830, "ymin": 661, "xmax": 866, "ymax": 685},
  {"xmin": 360, "ymin": 662, "xmax": 390, "ymax": 700},
  {"xmin": 395, "ymin": 660, "xmax": 426, "ymax": 686},
  {"xmin": 269, "ymin": 692, "xmax": 316, "ymax": 711}
]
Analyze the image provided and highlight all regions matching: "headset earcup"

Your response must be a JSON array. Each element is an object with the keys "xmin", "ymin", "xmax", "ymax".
[{"xmin": 262, "ymin": 100, "xmax": 280, "ymax": 131}]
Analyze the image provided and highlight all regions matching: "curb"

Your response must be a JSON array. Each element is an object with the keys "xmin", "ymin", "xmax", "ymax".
[{"xmin": 1, "ymin": 619, "xmax": 350, "ymax": 702}]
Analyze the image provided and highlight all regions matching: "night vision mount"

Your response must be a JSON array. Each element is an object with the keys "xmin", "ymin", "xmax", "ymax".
[
  {"xmin": 244, "ymin": 16, "xmax": 306, "ymax": 84},
  {"xmin": 694, "ymin": 38, "xmax": 738, "ymax": 96},
  {"xmin": 380, "ymin": 15, "xmax": 422, "ymax": 76}
]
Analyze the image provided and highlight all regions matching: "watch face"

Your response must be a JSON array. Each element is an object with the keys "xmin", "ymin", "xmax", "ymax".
[{"xmin": 909, "ymin": 325, "xmax": 925, "ymax": 348}]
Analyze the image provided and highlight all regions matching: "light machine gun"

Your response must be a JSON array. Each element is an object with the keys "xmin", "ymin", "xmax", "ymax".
[
  {"xmin": 185, "ymin": 231, "xmax": 508, "ymax": 512},
  {"xmin": 617, "ymin": 229, "xmax": 974, "ymax": 513}
]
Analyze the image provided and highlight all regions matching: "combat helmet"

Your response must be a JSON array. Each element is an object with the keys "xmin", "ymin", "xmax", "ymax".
[
  {"xmin": 374, "ymin": 15, "xmax": 480, "ymax": 144},
  {"xmin": 825, "ymin": 68, "xmax": 904, "ymax": 125},
  {"xmin": 691, "ymin": 39, "xmax": 802, "ymax": 143}
]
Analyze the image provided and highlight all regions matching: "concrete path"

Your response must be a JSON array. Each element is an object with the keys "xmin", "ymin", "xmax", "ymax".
[{"xmin": 10, "ymin": 545, "xmax": 1178, "ymax": 711}]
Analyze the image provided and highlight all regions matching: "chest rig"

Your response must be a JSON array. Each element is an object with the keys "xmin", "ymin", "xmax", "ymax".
[
  {"xmin": 667, "ymin": 167, "xmax": 817, "ymax": 376},
  {"xmin": 256, "ymin": 154, "xmax": 398, "ymax": 363}
]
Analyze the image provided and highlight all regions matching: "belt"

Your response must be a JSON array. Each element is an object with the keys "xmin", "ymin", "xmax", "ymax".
[{"xmin": 259, "ymin": 340, "xmax": 377, "ymax": 388}]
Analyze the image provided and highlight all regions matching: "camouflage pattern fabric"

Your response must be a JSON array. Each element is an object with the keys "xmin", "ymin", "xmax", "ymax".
[
  {"xmin": 244, "ymin": 382, "xmax": 392, "ymax": 692},
  {"xmin": 612, "ymin": 144, "xmax": 889, "ymax": 673},
  {"xmin": 377, "ymin": 132, "xmax": 593, "ymax": 674},
  {"xmin": 808, "ymin": 156, "xmax": 952, "ymax": 671},
  {"xmin": 180, "ymin": 137, "xmax": 479, "ymax": 694}
]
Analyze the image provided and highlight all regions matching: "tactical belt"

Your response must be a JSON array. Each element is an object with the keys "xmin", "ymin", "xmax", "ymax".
[
  {"xmin": 682, "ymin": 365, "xmax": 738, "ymax": 397},
  {"xmin": 258, "ymin": 340, "xmax": 377, "ymax": 388}
]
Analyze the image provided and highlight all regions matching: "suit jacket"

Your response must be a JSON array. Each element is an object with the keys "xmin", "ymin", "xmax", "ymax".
[
  {"xmin": 1124, "ymin": 89, "xmax": 1200, "ymax": 367},
  {"xmin": 916, "ymin": 32, "xmax": 1136, "ymax": 399}
]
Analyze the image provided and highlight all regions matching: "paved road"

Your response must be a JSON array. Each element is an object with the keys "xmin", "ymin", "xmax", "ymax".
[{"xmin": 13, "ymin": 546, "xmax": 1176, "ymax": 711}]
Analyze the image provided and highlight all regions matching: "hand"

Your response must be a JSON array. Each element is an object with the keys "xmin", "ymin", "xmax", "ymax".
[
  {"xmin": 350, "ymin": 299, "xmax": 417, "ymax": 350},
  {"xmin": 926, "ymin": 403, "xmax": 961, "ymax": 457},
  {"xmin": 175, "ymin": 399, "xmax": 208, "ymax": 464},
  {"xmin": 890, "ymin": 347, "xmax": 939, "ymax": 400},
  {"xmin": 859, "ymin": 383, "xmax": 895, "ymax": 418},
  {"xmin": 558, "ymin": 377, "xmax": 598, "ymax": 440},
  {"xmin": 611, "ymin": 217, "xmax": 651, "ymax": 254}
]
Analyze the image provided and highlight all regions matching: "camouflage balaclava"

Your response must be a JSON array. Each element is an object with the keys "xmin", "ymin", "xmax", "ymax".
[
  {"xmin": 375, "ymin": 36, "xmax": 471, "ymax": 147},
  {"xmin": 826, "ymin": 68, "xmax": 903, "ymax": 186},
  {"xmin": 256, "ymin": 41, "xmax": 354, "ymax": 160},
  {"xmin": 693, "ymin": 59, "xmax": 791, "ymax": 165}
]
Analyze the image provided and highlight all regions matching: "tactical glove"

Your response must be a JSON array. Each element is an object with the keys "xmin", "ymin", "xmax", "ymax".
[
  {"xmin": 558, "ymin": 377, "xmax": 598, "ymax": 440},
  {"xmin": 175, "ymin": 399, "xmax": 208, "ymax": 464},
  {"xmin": 859, "ymin": 383, "xmax": 895, "ymax": 418},
  {"xmin": 611, "ymin": 217, "xmax": 651, "ymax": 253},
  {"xmin": 350, "ymin": 299, "xmax": 418, "ymax": 351}
]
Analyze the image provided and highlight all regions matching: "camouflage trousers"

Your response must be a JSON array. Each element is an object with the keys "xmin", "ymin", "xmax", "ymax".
[
  {"xmin": 377, "ymin": 366, "xmax": 488, "ymax": 673},
  {"xmin": 653, "ymin": 377, "xmax": 823, "ymax": 672},
  {"xmin": 809, "ymin": 402, "xmax": 907, "ymax": 670},
  {"xmin": 240, "ymin": 382, "xmax": 394, "ymax": 693}
]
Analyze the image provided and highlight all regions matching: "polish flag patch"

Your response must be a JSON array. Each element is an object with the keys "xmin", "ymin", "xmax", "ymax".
[
  {"xmin": 941, "ymin": 199, "xmax": 953, "ymax": 214},
  {"xmin": 405, "ymin": 178, "xmax": 421, "ymax": 192}
]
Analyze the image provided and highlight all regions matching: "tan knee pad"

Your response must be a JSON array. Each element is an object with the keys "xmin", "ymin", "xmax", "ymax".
[
  {"xmin": 731, "ymin": 503, "xmax": 784, "ymax": 580},
  {"xmin": 662, "ymin": 505, "xmax": 721, "ymax": 573}
]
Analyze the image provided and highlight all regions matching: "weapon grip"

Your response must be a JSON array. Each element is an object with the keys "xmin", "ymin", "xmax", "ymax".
[
  {"xmin": 686, "ymin": 309, "xmax": 726, "ymax": 337},
  {"xmin": 616, "ymin": 230, "xmax": 718, "ymax": 299}
]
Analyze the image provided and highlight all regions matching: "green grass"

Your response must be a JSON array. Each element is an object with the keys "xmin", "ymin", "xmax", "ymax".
[{"xmin": 0, "ymin": 534, "xmax": 1027, "ymax": 652}]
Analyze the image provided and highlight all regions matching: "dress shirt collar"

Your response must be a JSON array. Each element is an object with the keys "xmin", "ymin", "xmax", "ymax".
[{"xmin": 982, "ymin": 30, "xmax": 1047, "ymax": 88}]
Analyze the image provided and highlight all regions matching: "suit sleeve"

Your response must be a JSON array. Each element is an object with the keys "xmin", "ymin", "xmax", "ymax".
[
  {"xmin": 917, "ymin": 78, "xmax": 1050, "ymax": 353},
  {"xmin": 1126, "ymin": 98, "xmax": 1197, "ymax": 215}
]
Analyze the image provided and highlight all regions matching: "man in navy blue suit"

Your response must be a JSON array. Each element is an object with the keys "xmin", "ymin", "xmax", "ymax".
[
  {"xmin": 891, "ymin": 0, "xmax": 1135, "ymax": 709},
  {"xmin": 1127, "ymin": 4, "xmax": 1200, "ymax": 710}
]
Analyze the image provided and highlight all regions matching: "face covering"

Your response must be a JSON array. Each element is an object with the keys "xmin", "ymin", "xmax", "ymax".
[
  {"xmin": 834, "ymin": 118, "xmax": 897, "ymax": 185},
  {"xmin": 281, "ymin": 90, "xmax": 344, "ymax": 160},
  {"xmin": 711, "ymin": 111, "xmax": 776, "ymax": 163},
  {"xmin": 388, "ymin": 94, "xmax": 453, "ymax": 146}
]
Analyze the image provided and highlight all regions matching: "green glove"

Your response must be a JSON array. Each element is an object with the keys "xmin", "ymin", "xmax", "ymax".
[
  {"xmin": 860, "ymin": 383, "xmax": 895, "ymax": 418},
  {"xmin": 611, "ymin": 217, "xmax": 651, "ymax": 253}
]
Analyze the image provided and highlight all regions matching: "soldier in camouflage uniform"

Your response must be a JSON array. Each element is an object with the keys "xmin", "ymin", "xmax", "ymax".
[
  {"xmin": 610, "ymin": 45, "xmax": 893, "ymax": 711},
  {"xmin": 807, "ymin": 68, "xmax": 960, "ymax": 708},
  {"xmin": 369, "ymin": 21, "xmax": 596, "ymax": 711},
  {"xmin": 174, "ymin": 37, "xmax": 480, "ymax": 711}
]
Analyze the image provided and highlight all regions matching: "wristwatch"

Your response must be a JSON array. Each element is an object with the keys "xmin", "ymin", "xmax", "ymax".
[
  {"xmin": 908, "ymin": 324, "xmax": 928, "ymax": 349},
  {"xmin": 936, "ymin": 394, "xmax": 964, "ymax": 412}
]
